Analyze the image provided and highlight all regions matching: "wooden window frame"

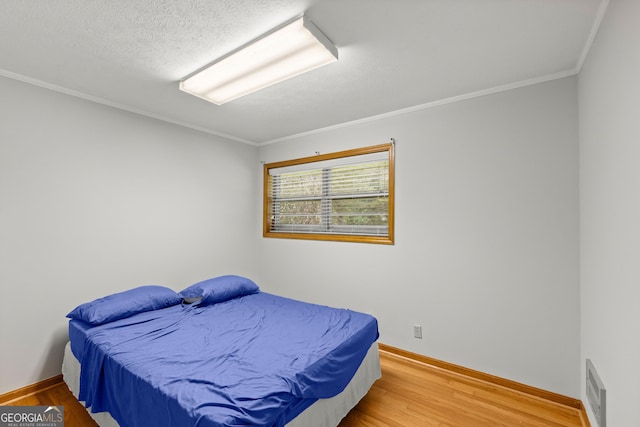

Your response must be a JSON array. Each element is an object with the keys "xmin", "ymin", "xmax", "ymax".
[{"xmin": 263, "ymin": 143, "xmax": 395, "ymax": 244}]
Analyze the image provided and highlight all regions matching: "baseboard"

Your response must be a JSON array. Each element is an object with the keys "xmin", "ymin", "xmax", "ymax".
[
  {"xmin": 378, "ymin": 342, "xmax": 590, "ymax": 426},
  {"xmin": 0, "ymin": 375, "xmax": 63, "ymax": 405}
]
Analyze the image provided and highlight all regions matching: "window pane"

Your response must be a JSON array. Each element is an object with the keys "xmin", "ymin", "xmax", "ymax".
[
  {"xmin": 329, "ymin": 162, "xmax": 388, "ymax": 196},
  {"xmin": 331, "ymin": 197, "xmax": 389, "ymax": 226},
  {"xmin": 276, "ymin": 170, "xmax": 322, "ymax": 198},
  {"xmin": 276, "ymin": 200, "xmax": 321, "ymax": 225}
]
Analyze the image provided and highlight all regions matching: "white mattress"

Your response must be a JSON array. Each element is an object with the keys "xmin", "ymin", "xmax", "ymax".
[{"xmin": 62, "ymin": 341, "xmax": 380, "ymax": 427}]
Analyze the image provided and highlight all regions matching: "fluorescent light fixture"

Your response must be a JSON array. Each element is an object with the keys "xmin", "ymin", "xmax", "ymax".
[{"xmin": 179, "ymin": 16, "xmax": 338, "ymax": 105}]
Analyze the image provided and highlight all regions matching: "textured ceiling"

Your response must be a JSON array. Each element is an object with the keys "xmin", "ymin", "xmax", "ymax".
[{"xmin": 0, "ymin": 0, "xmax": 604, "ymax": 145}]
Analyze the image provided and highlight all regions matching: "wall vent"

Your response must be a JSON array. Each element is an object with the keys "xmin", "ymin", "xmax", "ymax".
[{"xmin": 586, "ymin": 359, "xmax": 606, "ymax": 427}]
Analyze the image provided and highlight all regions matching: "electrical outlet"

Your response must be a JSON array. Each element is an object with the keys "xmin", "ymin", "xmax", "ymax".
[{"xmin": 413, "ymin": 324, "xmax": 422, "ymax": 339}]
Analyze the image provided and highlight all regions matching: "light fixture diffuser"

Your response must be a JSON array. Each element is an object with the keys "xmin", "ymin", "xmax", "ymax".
[{"xmin": 179, "ymin": 16, "xmax": 338, "ymax": 105}]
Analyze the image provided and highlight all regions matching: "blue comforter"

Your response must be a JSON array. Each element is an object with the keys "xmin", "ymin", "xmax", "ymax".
[{"xmin": 70, "ymin": 292, "xmax": 379, "ymax": 427}]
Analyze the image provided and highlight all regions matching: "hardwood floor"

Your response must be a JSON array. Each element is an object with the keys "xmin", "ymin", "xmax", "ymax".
[
  {"xmin": 1, "ymin": 377, "xmax": 97, "ymax": 426},
  {"xmin": 2, "ymin": 348, "xmax": 588, "ymax": 427},
  {"xmin": 340, "ymin": 348, "xmax": 588, "ymax": 426}
]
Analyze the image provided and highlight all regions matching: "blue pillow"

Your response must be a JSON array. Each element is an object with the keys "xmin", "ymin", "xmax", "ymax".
[
  {"xmin": 67, "ymin": 285, "xmax": 181, "ymax": 325},
  {"xmin": 179, "ymin": 275, "xmax": 259, "ymax": 305}
]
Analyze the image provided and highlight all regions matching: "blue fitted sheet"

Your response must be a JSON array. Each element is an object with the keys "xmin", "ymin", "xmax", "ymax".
[{"xmin": 69, "ymin": 292, "xmax": 379, "ymax": 427}]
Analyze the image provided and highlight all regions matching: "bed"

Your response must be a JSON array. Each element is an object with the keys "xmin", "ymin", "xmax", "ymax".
[{"xmin": 61, "ymin": 276, "xmax": 380, "ymax": 427}]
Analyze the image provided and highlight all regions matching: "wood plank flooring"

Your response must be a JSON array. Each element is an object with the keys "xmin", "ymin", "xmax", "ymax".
[
  {"xmin": 1, "ymin": 378, "xmax": 98, "ymax": 426},
  {"xmin": 340, "ymin": 348, "xmax": 588, "ymax": 426},
  {"xmin": 2, "ymin": 348, "xmax": 588, "ymax": 426}
]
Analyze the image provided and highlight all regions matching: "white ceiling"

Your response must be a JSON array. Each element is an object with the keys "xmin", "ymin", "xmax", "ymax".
[{"xmin": 0, "ymin": 0, "xmax": 605, "ymax": 145}]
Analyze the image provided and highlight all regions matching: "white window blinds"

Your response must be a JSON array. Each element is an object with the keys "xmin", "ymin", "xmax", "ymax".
[{"xmin": 263, "ymin": 143, "xmax": 394, "ymax": 244}]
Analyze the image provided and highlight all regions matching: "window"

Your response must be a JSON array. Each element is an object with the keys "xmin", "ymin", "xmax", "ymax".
[{"xmin": 263, "ymin": 143, "xmax": 394, "ymax": 244}]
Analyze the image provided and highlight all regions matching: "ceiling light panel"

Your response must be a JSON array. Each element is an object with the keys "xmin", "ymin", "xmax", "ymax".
[{"xmin": 180, "ymin": 16, "xmax": 338, "ymax": 105}]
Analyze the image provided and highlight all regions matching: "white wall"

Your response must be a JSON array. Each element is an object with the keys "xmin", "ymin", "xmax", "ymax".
[
  {"xmin": 579, "ymin": 0, "xmax": 640, "ymax": 425},
  {"xmin": 0, "ymin": 77, "xmax": 258, "ymax": 394},
  {"xmin": 257, "ymin": 77, "xmax": 580, "ymax": 397}
]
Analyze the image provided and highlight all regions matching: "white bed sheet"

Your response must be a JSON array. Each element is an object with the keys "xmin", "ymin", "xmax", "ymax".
[{"xmin": 62, "ymin": 341, "xmax": 380, "ymax": 427}]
